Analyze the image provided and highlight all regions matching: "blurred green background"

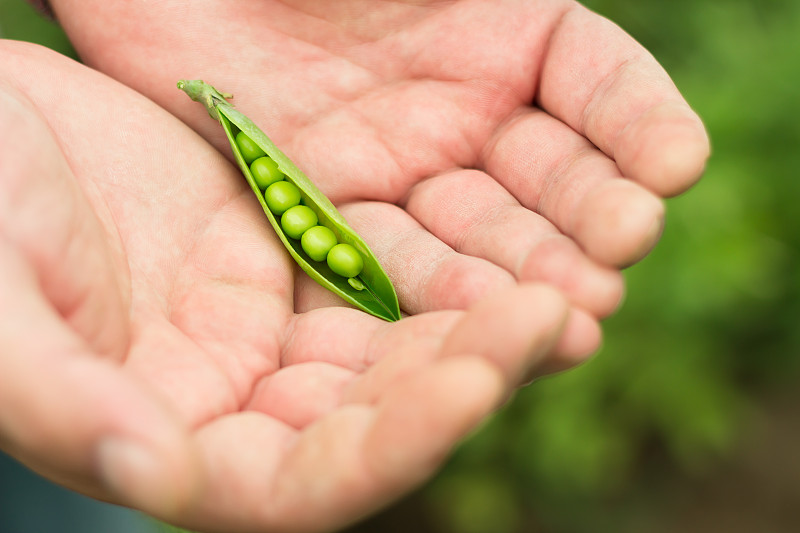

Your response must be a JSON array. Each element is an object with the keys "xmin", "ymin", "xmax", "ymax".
[{"xmin": 2, "ymin": 0, "xmax": 799, "ymax": 531}]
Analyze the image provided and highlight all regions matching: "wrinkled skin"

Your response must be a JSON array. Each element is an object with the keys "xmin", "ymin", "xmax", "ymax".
[{"xmin": 0, "ymin": 1, "xmax": 708, "ymax": 531}]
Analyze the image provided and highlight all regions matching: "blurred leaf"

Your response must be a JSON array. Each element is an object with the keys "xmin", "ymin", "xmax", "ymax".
[
  {"xmin": 428, "ymin": 471, "xmax": 522, "ymax": 533},
  {"xmin": 0, "ymin": 0, "xmax": 77, "ymax": 58}
]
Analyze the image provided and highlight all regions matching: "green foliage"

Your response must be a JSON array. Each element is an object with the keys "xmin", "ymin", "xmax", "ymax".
[{"xmin": 0, "ymin": 0, "xmax": 76, "ymax": 57}]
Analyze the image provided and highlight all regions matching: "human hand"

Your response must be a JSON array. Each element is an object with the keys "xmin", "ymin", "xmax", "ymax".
[
  {"xmin": 51, "ymin": 0, "xmax": 708, "ymax": 326},
  {"xmin": 2, "ymin": 41, "xmax": 580, "ymax": 532}
]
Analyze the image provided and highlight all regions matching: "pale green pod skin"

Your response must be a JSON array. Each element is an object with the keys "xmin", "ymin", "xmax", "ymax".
[{"xmin": 178, "ymin": 79, "xmax": 401, "ymax": 322}]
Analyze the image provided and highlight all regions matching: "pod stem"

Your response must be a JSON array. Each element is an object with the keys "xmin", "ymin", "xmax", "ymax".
[{"xmin": 176, "ymin": 79, "xmax": 233, "ymax": 120}]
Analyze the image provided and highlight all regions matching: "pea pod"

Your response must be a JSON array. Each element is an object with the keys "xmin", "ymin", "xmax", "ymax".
[{"xmin": 177, "ymin": 79, "xmax": 401, "ymax": 322}]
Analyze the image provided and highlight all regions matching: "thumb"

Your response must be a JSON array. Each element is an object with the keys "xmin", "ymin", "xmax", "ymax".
[
  {"xmin": 0, "ymin": 239, "xmax": 201, "ymax": 519},
  {"xmin": 0, "ymin": 77, "xmax": 129, "ymax": 360}
]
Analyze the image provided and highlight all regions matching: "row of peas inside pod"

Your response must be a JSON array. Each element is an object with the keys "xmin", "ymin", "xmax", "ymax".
[{"xmin": 234, "ymin": 131, "xmax": 365, "ymax": 286}]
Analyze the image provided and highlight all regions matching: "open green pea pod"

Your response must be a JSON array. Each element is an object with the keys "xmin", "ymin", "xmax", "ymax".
[{"xmin": 178, "ymin": 79, "xmax": 401, "ymax": 322}]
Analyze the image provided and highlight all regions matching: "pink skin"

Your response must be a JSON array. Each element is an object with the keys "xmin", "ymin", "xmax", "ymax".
[{"xmin": 1, "ymin": 0, "xmax": 708, "ymax": 530}]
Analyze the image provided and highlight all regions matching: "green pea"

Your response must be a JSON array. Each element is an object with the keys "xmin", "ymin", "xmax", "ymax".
[
  {"xmin": 300, "ymin": 225, "xmax": 338, "ymax": 262},
  {"xmin": 347, "ymin": 277, "xmax": 366, "ymax": 291},
  {"xmin": 179, "ymin": 80, "xmax": 401, "ymax": 321},
  {"xmin": 235, "ymin": 131, "xmax": 266, "ymax": 164},
  {"xmin": 250, "ymin": 156, "xmax": 285, "ymax": 190},
  {"xmin": 281, "ymin": 205, "xmax": 318, "ymax": 240},
  {"xmin": 265, "ymin": 180, "xmax": 301, "ymax": 215},
  {"xmin": 327, "ymin": 243, "xmax": 364, "ymax": 278}
]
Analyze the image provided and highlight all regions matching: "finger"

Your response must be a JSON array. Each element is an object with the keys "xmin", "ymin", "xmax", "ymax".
[
  {"xmin": 405, "ymin": 168, "xmax": 624, "ymax": 316},
  {"xmin": 246, "ymin": 362, "xmax": 356, "ymax": 429},
  {"xmin": 338, "ymin": 201, "xmax": 516, "ymax": 314},
  {"xmin": 349, "ymin": 284, "xmax": 591, "ymax": 402},
  {"xmin": 359, "ymin": 356, "xmax": 504, "ymax": 502},
  {"xmin": 189, "ymin": 340, "xmax": 467, "ymax": 531},
  {"xmin": 0, "ymin": 69, "xmax": 129, "ymax": 359},
  {"xmin": 280, "ymin": 307, "xmax": 383, "ymax": 370},
  {"xmin": 0, "ymin": 239, "xmax": 200, "ymax": 519},
  {"xmin": 290, "ymin": 267, "xmax": 600, "ymax": 381},
  {"xmin": 537, "ymin": 5, "xmax": 710, "ymax": 196},
  {"xmin": 186, "ymin": 358, "xmax": 504, "ymax": 533},
  {"xmin": 176, "ymin": 284, "xmax": 575, "ymax": 531},
  {"xmin": 174, "ymin": 412, "xmax": 298, "ymax": 532},
  {"xmin": 440, "ymin": 283, "xmax": 573, "ymax": 385},
  {"xmin": 483, "ymin": 108, "xmax": 665, "ymax": 267},
  {"xmin": 278, "ymin": 304, "xmax": 455, "ymax": 371},
  {"xmin": 280, "ymin": 357, "xmax": 502, "ymax": 531},
  {"xmin": 535, "ymin": 305, "xmax": 602, "ymax": 378}
]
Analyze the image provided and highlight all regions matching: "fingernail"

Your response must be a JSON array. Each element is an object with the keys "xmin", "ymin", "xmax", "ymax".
[{"xmin": 97, "ymin": 437, "xmax": 170, "ymax": 511}]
